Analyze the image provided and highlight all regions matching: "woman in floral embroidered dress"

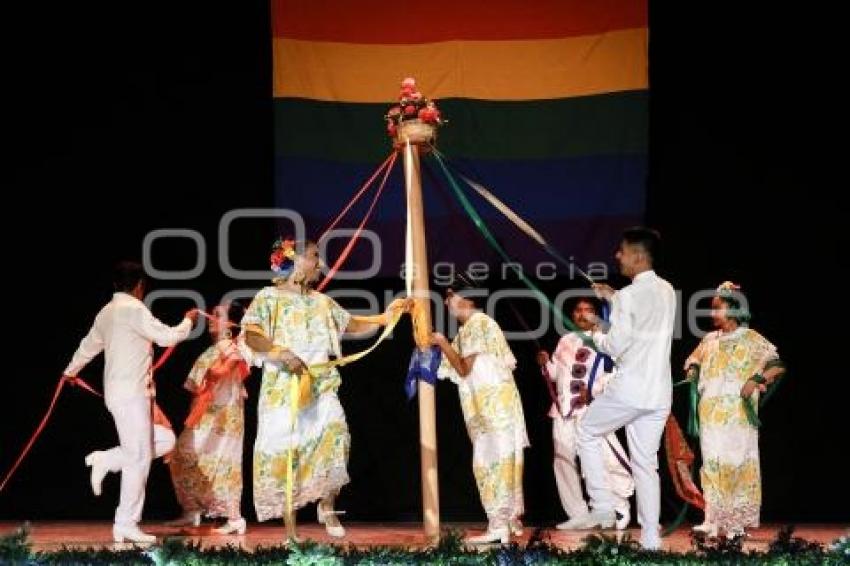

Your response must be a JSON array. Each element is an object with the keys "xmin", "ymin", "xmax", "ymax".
[
  {"xmin": 242, "ymin": 238, "xmax": 408, "ymax": 540},
  {"xmin": 168, "ymin": 302, "xmax": 251, "ymax": 534},
  {"xmin": 685, "ymin": 282, "xmax": 784, "ymax": 538},
  {"xmin": 432, "ymin": 284, "xmax": 529, "ymax": 544}
]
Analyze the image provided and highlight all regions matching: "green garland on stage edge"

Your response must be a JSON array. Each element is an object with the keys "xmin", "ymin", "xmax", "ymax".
[{"xmin": 2, "ymin": 523, "xmax": 847, "ymax": 565}]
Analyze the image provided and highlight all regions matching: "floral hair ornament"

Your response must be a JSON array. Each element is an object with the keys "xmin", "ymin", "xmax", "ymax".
[
  {"xmin": 270, "ymin": 237, "xmax": 298, "ymax": 281},
  {"xmin": 716, "ymin": 281, "xmax": 741, "ymax": 294}
]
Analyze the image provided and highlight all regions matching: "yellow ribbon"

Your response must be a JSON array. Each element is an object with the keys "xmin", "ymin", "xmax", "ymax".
[
  {"xmin": 283, "ymin": 304, "xmax": 407, "ymax": 523},
  {"xmin": 286, "ymin": 369, "xmax": 299, "ymax": 524}
]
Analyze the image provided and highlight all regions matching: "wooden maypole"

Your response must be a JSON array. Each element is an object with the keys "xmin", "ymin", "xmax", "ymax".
[{"xmin": 391, "ymin": 77, "xmax": 442, "ymax": 539}]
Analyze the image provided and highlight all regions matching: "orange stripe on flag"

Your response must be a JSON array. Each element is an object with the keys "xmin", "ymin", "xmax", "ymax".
[{"xmin": 273, "ymin": 29, "xmax": 648, "ymax": 102}]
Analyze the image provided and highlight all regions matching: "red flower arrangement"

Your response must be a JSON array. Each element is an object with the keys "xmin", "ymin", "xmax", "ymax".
[{"xmin": 385, "ymin": 77, "xmax": 444, "ymax": 138}]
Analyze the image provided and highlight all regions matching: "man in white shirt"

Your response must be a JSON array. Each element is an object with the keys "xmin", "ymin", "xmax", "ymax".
[
  {"xmin": 537, "ymin": 297, "xmax": 634, "ymax": 531},
  {"xmin": 574, "ymin": 228, "xmax": 676, "ymax": 550},
  {"xmin": 63, "ymin": 261, "xmax": 198, "ymax": 543}
]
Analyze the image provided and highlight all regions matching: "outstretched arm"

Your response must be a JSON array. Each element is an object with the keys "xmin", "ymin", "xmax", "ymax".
[{"xmin": 345, "ymin": 298, "xmax": 413, "ymax": 335}]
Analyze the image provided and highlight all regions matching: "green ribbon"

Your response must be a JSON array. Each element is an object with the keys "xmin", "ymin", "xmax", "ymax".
[
  {"xmin": 759, "ymin": 359, "xmax": 786, "ymax": 407},
  {"xmin": 742, "ymin": 361, "xmax": 787, "ymax": 428},
  {"xmin": 684, "ymin": 364, "xmax": 701, "ymax": 438},
  {"xmin": 662, "ymin": 503, "xmax": 690, "ymax": 537},
  {"xmin": 430, "ymin": 151, "xmax": 590, "ymax": 344}
]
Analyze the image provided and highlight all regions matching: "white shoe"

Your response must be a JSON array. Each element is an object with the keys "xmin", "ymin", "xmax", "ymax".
[
  {"xmin": 692, "ymin": 522, "xmax": 718, "ymax": 538},
  {"xmin": 509, "ymin": 519, "xmax": 524, "ymax": 536},
  {"xmin": 164, "ymin": 511, "xmax": 201, "ymax": 527},
  {"xmin": 465, "ymin": 527, "xmax": 510, "ymax": 545},
  {"xmin": 113, "ymin": 524, "xmax": 156, "ymax": 543},
  {"xmin": 84, "ymin": 451, "xmax": 108, "ymax": 497},
  {"xmin": 556, "ymin": 514, "xmax": 590, "ymax": 530},
  {"xmin": 565, "ymin": 510, "xmax": 616, "ymax": 530},
  {"xmin": 615, "ymin": 504, "xmax": 631, "ymax": 530},
  {"xmin": 213, "ymin": 518, "xmax": 246, "ymax": 535},
  {"xmin": 317, "ymin": 501, "xmax": 346, "ymax": 538}
]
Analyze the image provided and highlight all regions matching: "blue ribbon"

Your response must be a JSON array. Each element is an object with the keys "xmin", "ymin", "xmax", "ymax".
[
  {"xmin": 601, "ymin": 300, "xmax": 610, "ymax": 323},
  {"xmin": 598, "ymin": 300, "xmax": 614, "ymax": 374},
  {"xmin": 405, "ymin": 346, "xmax": 441, "ymax": 399},
  {"xmin": 586, "ymin": 351, "xmax": 614, "ymax": 403}
]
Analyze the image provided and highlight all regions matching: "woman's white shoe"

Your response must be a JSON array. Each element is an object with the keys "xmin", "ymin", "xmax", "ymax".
[
  {"xmin": 317, "ymin": 501, "xmax": 346, "ymax": 538},
  {"xmin": 465, "ymin": 527, "xmax": 510, "ymax": 545},
  {"xmin": 213, "ymin": 518, "xmax": 246, "ymax": 535}
]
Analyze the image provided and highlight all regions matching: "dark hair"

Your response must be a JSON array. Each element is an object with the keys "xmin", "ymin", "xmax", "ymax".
[
  {"xmin": 113, "ymin": 261, "xmax": 146, "ymax": 293},
  {"xmin": 622, "ymin": 227, "xmax": 662, "ymax": 264},
  {"xmin": 568, "ymin": 295, "xmax": 600, "ymax": 314},
  {"xmin": 716, "ymin": 292, "xmax": 751, "ymax": 325},
  {"xmin": 445, "ymin": 273, "xmax": 481, "ymax": 307},
  {"xmin": 226, "ymin": 301, "xmax": 246, "ymax": 337}
]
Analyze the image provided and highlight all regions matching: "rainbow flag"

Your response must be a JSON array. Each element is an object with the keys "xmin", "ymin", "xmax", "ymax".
[{"xmin": 273, "ymin": 0, "xmax": 647, "ymax": 277}]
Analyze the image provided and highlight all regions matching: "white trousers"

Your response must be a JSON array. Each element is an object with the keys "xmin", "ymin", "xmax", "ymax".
[
  {"xmin": 553, "ymin": 415, "xmax": 634, "ymax": 520},
  {"xmin": 103, "ymin": 398, "xmax": 175, "ymax": 527},
  {"xmin": 578, "ymin": 394, "xmax": 669, "ymax": 548}
]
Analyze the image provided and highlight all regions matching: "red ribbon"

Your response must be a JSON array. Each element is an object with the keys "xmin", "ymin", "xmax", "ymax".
[
  {"xmin": 317, "ymin": 152, "xmax": 397, "ymax": 291},
  {"xmin": 0, "ymin": 319, "xmax": 195, "ymax": 494}
]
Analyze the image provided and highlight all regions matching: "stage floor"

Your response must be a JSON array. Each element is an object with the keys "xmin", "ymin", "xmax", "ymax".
[{"xmin": 2, "ymin": 521, "xmax": 847, "ymax": 553}]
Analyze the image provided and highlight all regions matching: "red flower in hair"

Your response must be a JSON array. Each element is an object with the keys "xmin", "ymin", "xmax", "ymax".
[{"xmin": 403, "ymin": 105, "xmax": 416, "ymax": 116}]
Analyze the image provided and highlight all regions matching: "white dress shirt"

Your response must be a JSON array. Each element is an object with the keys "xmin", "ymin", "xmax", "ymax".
[
  {"xmin": 64, "ymin": 292, "xmax": 192, "ymax": 404},
  {"xmin": 592, "ymin": 270, "xmax": 676, "ymax": 410}
]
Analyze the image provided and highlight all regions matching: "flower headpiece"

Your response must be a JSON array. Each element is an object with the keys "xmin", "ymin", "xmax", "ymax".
[
  {"xmin": 716, "ymin": 281, "xmax": 741, "ymax": 294},
  {"xmin": 384, "ymin": 77, "xmax": 444, "ymax": 138},
  {"xmin": 270, "ymin": 237, "xmax": 297, "ymax": 280}
]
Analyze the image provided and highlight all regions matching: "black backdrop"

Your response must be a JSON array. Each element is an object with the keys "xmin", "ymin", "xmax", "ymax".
[{"xmin": 2, "ymin": 2, "xmax": 845, "ymax": 525}]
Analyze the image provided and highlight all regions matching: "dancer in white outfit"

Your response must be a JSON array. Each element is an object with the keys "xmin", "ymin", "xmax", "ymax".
[
  {"xmin": 63, "ymin": 261, "xmax": 198, "ymax": 543},
  {"xmin": 573, "ymin": 228, "xmax": 676, "ymax": 550}
]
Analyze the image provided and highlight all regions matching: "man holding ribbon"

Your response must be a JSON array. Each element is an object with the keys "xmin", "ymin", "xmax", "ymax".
[
  {"xmin": 573, "ymin": 227, "xmax": 676, "ymax": 551},
  {"xmin": 63, "ymin": 261, "xmax": 199, "ymax": 543}
]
